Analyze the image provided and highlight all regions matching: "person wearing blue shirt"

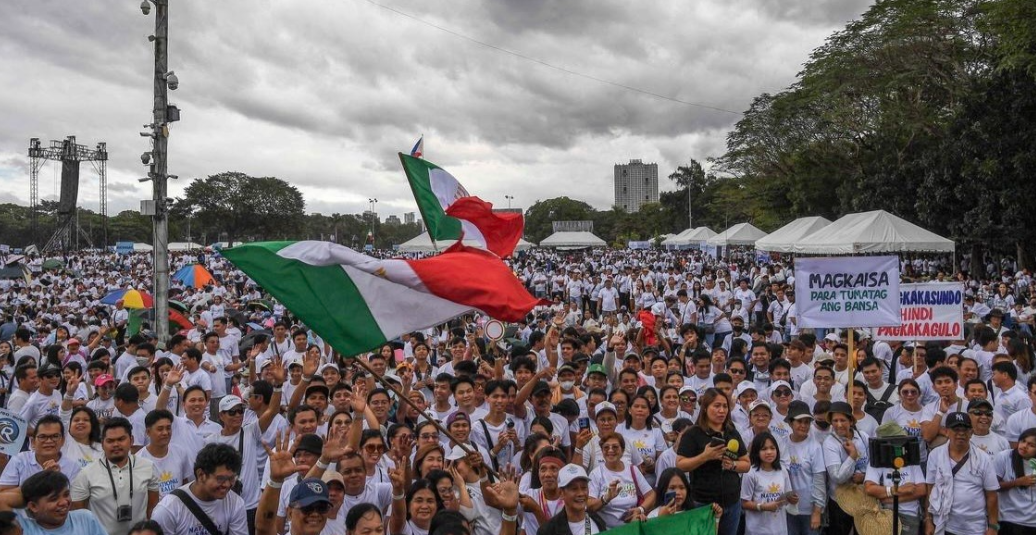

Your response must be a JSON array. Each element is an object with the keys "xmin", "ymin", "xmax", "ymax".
[{"xmin": 0, "ymin": 470, "xmax": 106, "ymax": 535}]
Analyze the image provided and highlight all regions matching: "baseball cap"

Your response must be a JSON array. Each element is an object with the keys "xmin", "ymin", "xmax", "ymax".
[
  {"xmin": 304, "ymin": 384, "xmax": 330, "ymax": 399},
  {"xmin": 736, "ymin": 382, "xmax": 758, "ymax": 398},
  {"xmin": 824, "ymin": 333, "xmax": 840, "ymax": 343},
  {"xmin": 445, "ymin": 444, "xmax": 469, "ymax": 462},
  {"xmin": 38, "ymin": 361, "xmax": 61, "ymax": 378},
  {"xmin": 218, "ymin": 395, "xmax": 246, "ymax": 412},
  {"xmin": 679, "ymin": 386, "xmax": 697, "ymax": 396},
  {"xmin": 321, "ymin": 470, "xmax": 345, "ymax": 488},
  {"xmin": 587, "ymin": 364, "xmax": 607, "ymax": 377},
  {"xmin": 749, "ymin": 399, "xmax": 772, "ymax": 413},
  {"xmin": 531, "ymin": 380, "xmax": 551, "ymax": 396},
  {"xmin": 289, "ymin": 477, "xmax": 332, "ymax": 508},
  {"xmin": 296, "ymin": 434, "xmax": 324, "ymax": 456},
  {"xmin": 946, "ymin": 412, "xmax": 972, "ymax": 429},
  {"xmin": 784, "ymin": 400, "xmax": 812, "ymax": 422},
  {"xmin": 557, "ymin": 464, "xmax": 590, "ymax": 488},
  {"xmin": 594, "ymin": 401, "xmax": 617, "ymax": 418},
  {"xmin": 446, "ymin": 411, "xmax": 469, "ymax": 428},
  {"xmin": 93, "ymin": 374, "xmax": 116, "ymax": 387},
  {"xmin": 317, "ymin": 363, "xmax": 339, "ymax": 374},
  {"xmin": 769, "ymin": 380, "xmax": 793, "ymax": 398},
  {"xmin": 967, "ymin": 399, "xmax": 994, "ymax": 412}
]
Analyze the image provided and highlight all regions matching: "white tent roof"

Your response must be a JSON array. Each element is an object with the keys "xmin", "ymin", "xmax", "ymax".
[
  {"xmin": 662, "ymin": 228, "xmax": 695, "ymax": 246},
  {"xmin": 539, "ymin": 231, "xmax": 606, "ymax": 249},
  {"xmin": 397, "ymin": 232, "xmax": 535, "ymax": 253},
  {"xmin": 679, "ymin": 226, "xmax": 718, "ymax": 245},
  {"xmin": 755, "ymin": 217, "xmax": 832, "ymax": 253},
  {"xmin": 706, "ymin": 223, "xmax": 767, "ymax": 246},
  {"xmin": 793, "ymin": 210, "xmax": 954, "ymax": 254},
  {"xmin": 168, "ymin": 242, "xmax": 204, "ymax": 251},
  {"xmin": 133, "ymin": 243, "xmax": 153, "ymax": 252}
]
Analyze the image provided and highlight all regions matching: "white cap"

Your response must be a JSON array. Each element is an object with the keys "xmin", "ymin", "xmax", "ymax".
[
  {"xmin": 445, "ymin": 444, "xmax": 468, "ymax": 462},
  {"xmin": 218, "ymin": 395, "xmax": 245, "ymax": 412},
  {"xmin": 736, "ymin": 382, "xmax": 758, "ymax": 398},
  {"xmin": 594, "ymin": 401, "xmax": 617, "ymax": 418},
  {"xmin": 824, "ymin": 333, "xmax": 840, "ymax": 343},
  {"xmin": 557, "ymin": 463, "xmax": 590, "ymax": 488},
  {"xmin": 318, "ymin": 363, "xmax": 340, "ymax": 374},
  {"xmin": 769, "ymin": 380, "xmax": 792, "ymax": 398},
  {"xmin": 749, "ymin": 399, "xmax": 772, "ymax": 413},
  {"xmin": 679, "ymin": 386, "xmax": 697, "ymax": 396}
]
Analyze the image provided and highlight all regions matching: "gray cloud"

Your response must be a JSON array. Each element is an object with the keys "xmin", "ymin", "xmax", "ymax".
[{"xmin": 0, "ymin": 0, "xmax": 865, "ymax": 220}]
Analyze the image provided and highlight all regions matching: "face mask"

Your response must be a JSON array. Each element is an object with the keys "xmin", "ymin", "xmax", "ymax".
[{"xmin": 560, "ymin": 381, "xmax": 575, "ymax": 390}]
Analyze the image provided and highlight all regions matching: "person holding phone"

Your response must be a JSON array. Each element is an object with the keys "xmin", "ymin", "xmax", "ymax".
[{"xmin": 676, "ymin": 388, "xmax": 749, "ymax": 535}]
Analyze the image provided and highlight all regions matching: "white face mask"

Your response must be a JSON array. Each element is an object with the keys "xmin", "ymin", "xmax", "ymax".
[{"xmin": 560, "ymin": 381, "xmax": 575, "ymax": 391}]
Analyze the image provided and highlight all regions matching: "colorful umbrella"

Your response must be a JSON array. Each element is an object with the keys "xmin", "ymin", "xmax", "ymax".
[
  {"xmin": 172, "ymin": 264, "xmax": 215, "ymax": 289},
  {"xmin": 100, "ymin": 288, "xmax": 153, "ymax": 309}
]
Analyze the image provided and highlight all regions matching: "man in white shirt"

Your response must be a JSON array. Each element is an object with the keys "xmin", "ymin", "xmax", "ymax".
[
  {"xmin": 151, "ymin": 443, "xmax": 249, "ymax": 535},
  {"xmin": 70, "ymin": 417, "xmax": 160, "ymax": 535},
  {"xmin": 1004, "ymin": 377, "xmax": 1036, "ymax": 447},
  {"xmin": 924, "ymin": 412, "xmax": 999, "ymax": 535}
]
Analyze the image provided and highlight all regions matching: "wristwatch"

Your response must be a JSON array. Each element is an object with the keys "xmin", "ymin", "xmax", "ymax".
[{"xmin": 988, "ymin": 523, "xmax": 1000, "ymax": 532}]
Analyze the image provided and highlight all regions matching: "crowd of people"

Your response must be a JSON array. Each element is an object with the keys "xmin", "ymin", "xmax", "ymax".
[{"xmin": 0, "ymin": 247, "xmax": 1034, "ymax": 535}]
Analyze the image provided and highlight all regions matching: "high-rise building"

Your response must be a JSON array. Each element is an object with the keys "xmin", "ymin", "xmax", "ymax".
[
  {"xmin": 385, "ymin": 215, "xmax": 401, "ymax": 225},
  {"xmin": 404, "ymin": 212, "xmax": 416, "ymax": 225},
  {"xmin": 613, "ymin": 159, "xmax": 658, "ymax": 213}
]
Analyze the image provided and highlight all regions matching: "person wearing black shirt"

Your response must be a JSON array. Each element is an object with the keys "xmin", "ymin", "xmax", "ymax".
[{"xmin": 676, "ymin": 388, "xmax": 748, "ymax": 535}]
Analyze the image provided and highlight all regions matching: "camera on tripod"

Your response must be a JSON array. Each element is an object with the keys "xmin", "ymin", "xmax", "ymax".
[{"xmin": 869, "ymin": 436, "xmax": 922, "ymax": 469}]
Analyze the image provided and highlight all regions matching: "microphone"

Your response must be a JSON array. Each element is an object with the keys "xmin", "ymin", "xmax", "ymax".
[{"xmin": 725, "ymin": 439, "xmax": 739, "ymax": 460}]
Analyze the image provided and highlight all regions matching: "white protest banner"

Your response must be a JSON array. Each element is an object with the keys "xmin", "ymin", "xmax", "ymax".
[
  {"xmin": 795, "ymin": 256, "xmax": 900, "ymax": 328},
  {"xmin": 0, "ymin": 409, "xmax": 28, "ymax": 456},
  {"xmin": 874, "ymin": 282, "xmax": 964, "ymax": 341}
]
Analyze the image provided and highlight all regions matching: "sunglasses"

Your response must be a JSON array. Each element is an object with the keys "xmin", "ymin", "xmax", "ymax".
[
  {"xmin": 223, "ymin": 408, "xmax": 245, "ymax": 417},
  {"xmin": 364, "ymin": 444, "xmax": 386, "ymax": 453},
  {"xmin": 773, "ymin": 389, "xmax": 792, "ymax": 397},
  {"xmin": 728, "ymin": 369, "xmax": 746, "ymax": 375},
  {"xmin": 680, "ymin": 396, "xmax": 697, "ymax": 403},
  {"xmin": 298, "ymin": 502, "xmax": 332, "ymax": 516},
  {"xmin": 969, "ymin": 410, "xmax": 993, "ymax": 418}
]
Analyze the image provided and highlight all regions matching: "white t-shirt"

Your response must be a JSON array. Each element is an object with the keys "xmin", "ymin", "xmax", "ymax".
[
  {"xmin": 152, "ymin": 483, "xmax": 249, "ymax": 535},
  {"xmin": 206, "ymin": 422, "xmax": 262, "ymax": 509},
  {"xmin": 864, "ymin": 464, "xmax": 925, "ymax": 516},
  {"xmin": 925, "ymin": 445, "xmax": 999, "ymax": 535},
  {"xmin": 993, "ymin": 448, "xmax": 1036, "ymax": 527},
  {"xmin": 587, "ymin": 462, "xmax": 651, "ymax": 528},
  {"xmin": 969, "ymin": 432, "xmax": 1010, "ymax": 457},
  {"xmin": 136, "ymin": 445, "xmax": 194, "ymax": 499},
  {"xmin": 1005, "ymin": 409, "xmax": 1036, "ymax": 442},
  {"xmin": 740, "ymin": 466, "xmax": 793, "ymax": 535},
  {"xmin": 521, "ymin": 487, "xmax": 564, "ymax": 535}
]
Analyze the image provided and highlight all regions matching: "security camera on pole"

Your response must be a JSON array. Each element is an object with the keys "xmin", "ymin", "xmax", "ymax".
[{"xmin": 139, "ymin": 0, "xmax": 181, "ymax": 345}]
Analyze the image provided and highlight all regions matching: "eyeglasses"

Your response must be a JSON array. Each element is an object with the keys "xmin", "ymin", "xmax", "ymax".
[
  {"xmin": 394, "ymin": 434, "xmax": 414, "ymax": 441},
  {"xmin": 35, "ymin": 433, "xmax": 62, "ymax": 443},
  {"xmin": 899, "ymin": 390, "xmax": 919, "ymax": 396},
  {"xmin": 298, "ymin": 502, "xmax": 332, "ymax": 516},
  {"xmin": 601, "ymin": 444, "xmax": 622, "ymax": 451},
  {"xmin": 223, "ymin": 408, "xmax": 245, "ymax": 417},
  {"xmin": 437, "ymin": 486, "xmax": 455, "ymax": 495},
  {"xmin": 212, "ymin": 474, "xmax": 238, "ymax": 485},
  {"xmin": 969, "ymin": 411, "xmax": 993, "ymax": 418},
  {"xmin": 419, "ymin": 433, "xmax": 440, "ymax": 440}
]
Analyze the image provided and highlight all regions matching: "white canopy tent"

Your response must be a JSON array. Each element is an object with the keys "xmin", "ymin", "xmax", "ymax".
[
  {"xmin": 755, "ymin": 217, "xmax": 832, "ymax": 253},
  {"xmin": 133, "ymin": 243, "xmax": 153, "ymax": 252},
  {"xmin": 661, "ymin": 228, "xmax": 694, "ymax": 247},
  {"xmin": 168, "ymin": 241, "xmax": 204, "ymax": 251},
  {"xmin": 793, "ymin": 210, "xmax": 954, "ymax": 254},
  {"xmin": 397, "ymin": 232, "xmax": 535, "ymax": 253},
  {"xmin": 539, "ymin": 231, "xmax": 606, "ymax": 249},
  {"xmin": 706, "ymin": 223, "xmax": 768, "ymax": 246},
  {"xmin": 679, "ymin": 227, "xmax": 718, "ymax": 247}
]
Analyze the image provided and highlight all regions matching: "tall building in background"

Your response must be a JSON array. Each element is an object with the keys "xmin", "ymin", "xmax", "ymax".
[
  {"xmin": 404, "ymin": 212, "xmax": 416, "ymax": 225},
  {"xmin": 614, "ymin": 159, "xmax": 658, "ymax": 213}
]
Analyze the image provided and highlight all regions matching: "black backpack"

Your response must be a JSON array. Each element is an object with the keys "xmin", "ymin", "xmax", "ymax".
[{"xmin": 864, "ymin": 383, "xmax": 896, "ymax": 421}]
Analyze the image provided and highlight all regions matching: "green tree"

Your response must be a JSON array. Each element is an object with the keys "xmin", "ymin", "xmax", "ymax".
[
  {"xmin": 174, "ymin": 172, "xmax": 305, "ymax": 245},
  {"xmin": 523, "ymin": 197, "xmax": 594, "ymax": 243}
]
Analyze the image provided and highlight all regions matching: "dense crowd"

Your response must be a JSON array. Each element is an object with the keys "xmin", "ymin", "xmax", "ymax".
[{"xmin": 0, "ymin": 248, "xmax": 1034, "ymax": 535}]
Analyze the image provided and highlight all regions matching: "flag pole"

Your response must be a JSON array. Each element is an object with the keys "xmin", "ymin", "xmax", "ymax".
[
  {"xmin": 344, "ymin": 349, "xmax": 499, "ymax": 479},
  {"xmin": 847, "ymin": 327, "xmax": 855, "ymax": 395}
]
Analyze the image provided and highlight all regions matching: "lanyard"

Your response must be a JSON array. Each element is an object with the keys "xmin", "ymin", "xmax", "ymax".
[
  {"xmin": 584, "ymin": 516, "xmax": 591, "ymax": 535},
  {"xmin": 105, "ymin": 458, "xmax": 134, "ymax": 504},
  {"xmin": 539, "ymin": 489, "xmax": 561, "ymax": 518}
]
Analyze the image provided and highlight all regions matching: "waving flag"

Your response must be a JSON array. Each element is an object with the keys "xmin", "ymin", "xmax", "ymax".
[
  {"xmin": 399, "ymin": 153, "xmax": 523, "ymax": 257},
  {"xmin": 410, "ymin": 136, "xmax": 424, "ymax": 158},
  {"xmin": 221, "ymin": 241, "xmax": 543, "ymax": 355}
]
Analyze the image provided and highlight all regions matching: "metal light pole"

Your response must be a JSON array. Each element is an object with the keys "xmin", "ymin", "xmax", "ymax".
[
  {"xmin": 140, "ymin": 0, "xmax": 178, "ymax": 345},
  {"xmin": 368, "ymin": 198, "xmax": 378, "ymax": 241},
  {"xmin": 505, "ymin": 195, "xmax": 514, "ymax": 209}
]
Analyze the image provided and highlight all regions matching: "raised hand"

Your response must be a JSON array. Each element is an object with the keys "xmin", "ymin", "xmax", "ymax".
[
  {"xmin": 263, "ymin": 430, "xmax": 299, "ymax": 483},
  {"xmin": 322, "ymin": 425, "xmax": 352, "ymax": 463},
  {"xmin": 389, "ymin": 453, "xmax": 409, "ymax": 494},
  {"xmin": 268, "ymin": 355, "xmax": 287, "ymax": 386},
  {"xmin": 486, "ymin": 479, "xmax": 520, "ymax": 511},
  {"xmin": 66, "ymin": 374, "xmax": 81, "ymax": 396},
  {"xmin": 164, "ymin": 364, "xmax": 185, "ymax": 386},
  {"xmin": 302, "ymin": 351, "xmax": 320, "ymax": 377}
]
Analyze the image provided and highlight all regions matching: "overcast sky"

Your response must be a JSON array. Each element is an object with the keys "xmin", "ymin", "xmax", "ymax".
[{"xmin": 0, "ymin": 0, "xmax": 872, "ymax": 221}]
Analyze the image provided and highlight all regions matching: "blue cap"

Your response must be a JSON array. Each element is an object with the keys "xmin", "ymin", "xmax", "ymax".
[{"xmin": 289, "ymin": 477, "xmax": 332, "ymax": 508}]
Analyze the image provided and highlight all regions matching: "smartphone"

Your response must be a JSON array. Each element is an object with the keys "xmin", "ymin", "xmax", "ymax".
[
  {"xmin": 393, "ymin": 349, "xmax": 405, "ymax": 363},
  {"xmin": 709, "ymin": 436, "xmax": 726, "ymax": 448},
  {"xmin": 578, "ymin": 417, "xmax": 590, "ymax": 431},
  {"xmin": 663, "ymin": 491, "xmax": 676, "ymax": 505}
]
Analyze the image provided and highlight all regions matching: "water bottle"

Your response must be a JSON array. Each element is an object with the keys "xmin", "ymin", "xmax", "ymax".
[{"xmin": 500, "ymin": 419, "xmax": 515, "ymax": 469}]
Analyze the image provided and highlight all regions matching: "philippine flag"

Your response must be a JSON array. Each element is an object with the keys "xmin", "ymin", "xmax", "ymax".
[{"xmin": 410, "ymin": 136, "xmax": 424, "ymax": 158}]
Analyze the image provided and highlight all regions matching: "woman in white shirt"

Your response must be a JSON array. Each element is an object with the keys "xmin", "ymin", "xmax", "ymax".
[
  {"xmin": 618, "ymin": 395, "xmax": 666, "ymax": 485},
  {"xmin": 993, "ymin": 428, "xmax": 1036, "ymax": 534},
  {"xmin": 587, "ymin": 433, "xmax": 656, "ymax": 528}
]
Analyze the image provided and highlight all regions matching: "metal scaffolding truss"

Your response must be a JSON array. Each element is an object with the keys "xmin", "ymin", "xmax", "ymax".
[{"xmin": 28, "ymin": 136, "xmax": 108, "ymax": 250}]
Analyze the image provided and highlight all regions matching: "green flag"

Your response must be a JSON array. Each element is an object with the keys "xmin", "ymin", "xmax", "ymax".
[
  {"xmin": 600, "ymin": 506, "xmax": 716, "ymax": 535},
  {"xmin": 398, "ymin": 153, "xmax": 465, "ymax": 241}
]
